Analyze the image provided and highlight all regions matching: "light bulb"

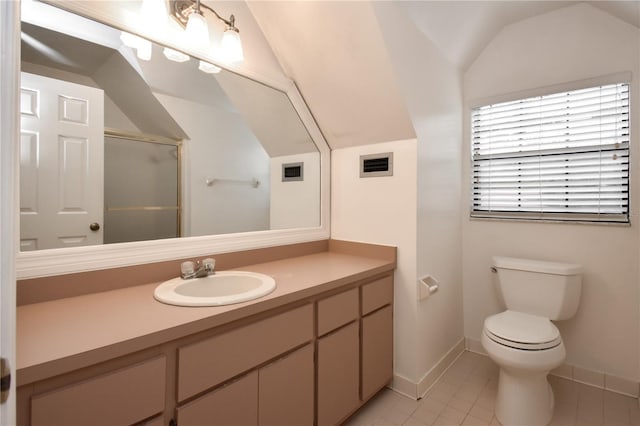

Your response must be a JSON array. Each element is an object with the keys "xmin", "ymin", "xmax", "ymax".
[
  {"xmin": 221, "ymin": 28, "xmax": 243, "ymax": 63},
  {"xmin": 185, "ymin": 12, "xmax": 209, "ymax": 51},
  {"xmin": 198, "ymin": 61, "xmax": 221, "ymax": 74},
  {"xmin": 140, "ymin": 0, "xmax": 168, "ymax": 26},
  {"xmin": 163, "ymin": 47, "xmax": 190, "ymax": 62},
  {"xmin": 136, "ymin": 39, "xmax": 152, "ymax": 60},
  {"xmin": 120, "ymin": 31, "xmax": 142, "ymax": 48}
]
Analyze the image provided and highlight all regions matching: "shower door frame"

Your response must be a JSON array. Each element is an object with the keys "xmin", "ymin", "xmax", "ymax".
[{"xmin": 104, "ymin": 128, "xmax": 183, "ymax": 240}]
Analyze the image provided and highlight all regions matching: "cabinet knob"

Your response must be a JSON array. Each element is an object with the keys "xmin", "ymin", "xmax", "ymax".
[{"xmin": 89, "ymin": 222, "xmax": 101, "ymax": 232}]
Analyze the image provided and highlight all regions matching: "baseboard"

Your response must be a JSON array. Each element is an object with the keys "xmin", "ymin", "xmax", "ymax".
[
  {"xmin": 464, "ymin": 336, "xmax": 487, "ymax": 356},
  {"xmin": 465, "ymin": 337, "xmax": 639, "ymax": 398},
  {"xmin": 391, "ymin": 374, "xmax": 418, "ymax": 400},
  {"xmin": 390, "ymin": 338, "xmax": 466, "ymax": 400}
]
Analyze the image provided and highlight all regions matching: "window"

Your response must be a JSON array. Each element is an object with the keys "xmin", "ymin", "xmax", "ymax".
[{"xmin": 471, "ymin": 83, "xmax": 630, "ymax": 223}]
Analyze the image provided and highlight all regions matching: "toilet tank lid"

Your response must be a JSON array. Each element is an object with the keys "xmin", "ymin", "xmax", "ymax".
[{"xmin": 493, "ymin": 256, "xmax": 582, "ymax": 275}]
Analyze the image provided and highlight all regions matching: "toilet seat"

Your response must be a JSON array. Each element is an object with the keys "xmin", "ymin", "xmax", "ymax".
[{"xmin": 484, "ymin": 310, "xmax": 562, "ymax": 351}]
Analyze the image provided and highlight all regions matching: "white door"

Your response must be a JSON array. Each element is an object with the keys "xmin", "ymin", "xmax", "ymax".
[
  {"xmin": 1, "ymin": 1, "xmax": 18, "ymax": 422},
  {"xmin": 19, "ymin": 72, "xmax": 104, "ymax": 251}
]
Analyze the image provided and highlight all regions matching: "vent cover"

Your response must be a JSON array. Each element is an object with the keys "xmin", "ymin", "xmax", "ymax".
[
  {"xmin": 360, "ymin": 152, "xmax": 393, "ymax": 178},
  {"xmin": 282, "ymin": 162, "xmax": 304, "ymax": 182}
]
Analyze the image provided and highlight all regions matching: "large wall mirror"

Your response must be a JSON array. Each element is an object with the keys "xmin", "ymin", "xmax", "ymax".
[{"xmin": 16, "ymin": 0, "xmax": 330, "ymax": 278}]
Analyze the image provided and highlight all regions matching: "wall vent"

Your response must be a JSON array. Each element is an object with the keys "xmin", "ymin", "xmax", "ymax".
[
  {"xmin": 282, "ymin": 162, "xmax": 304, "ymax": 182},
  {"xmin": 360, "ymin": 152, "xmax": 393, "ymax": 178}
]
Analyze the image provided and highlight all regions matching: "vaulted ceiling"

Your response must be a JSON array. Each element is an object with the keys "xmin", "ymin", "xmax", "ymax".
[{"xmin": 247, "ymin": 1, "xmax": 640, "ymax": 150}]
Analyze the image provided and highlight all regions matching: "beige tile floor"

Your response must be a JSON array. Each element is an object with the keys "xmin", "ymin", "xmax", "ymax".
[{"xmin": 344, "ymin": 351, "xmax": 640, "ymax": 426}]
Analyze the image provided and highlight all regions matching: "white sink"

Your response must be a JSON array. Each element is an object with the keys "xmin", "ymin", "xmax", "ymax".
[{"xmin": 154, "ymin": 271, "xmax": 276, "ymax": 307}]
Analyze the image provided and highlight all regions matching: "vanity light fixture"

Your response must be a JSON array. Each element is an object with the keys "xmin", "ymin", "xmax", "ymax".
[
  {"xmin": 120, "ymin": 31, "xmax": 153, "ymax": 61},
  {"xmin": 171, "ymin": 0, "xmax": 244, "ymax": 63},
  {"xmin": 140, "ymin": 0, "xmax": 169, "ymax": 27},
  {"xmin": 198, "ymin": 60, "xmax": 221, "ymax": 74},
  {"xmin": 163, "ymin": 47, "xmax": 190, "ymax": 62},
  {"xmin": 220, "ymin": 16, "xmax": 243, "ymax": 63},
  {"xmin": 184, "ymin": 3, "xmax": 209, "ymax": 51},
  {"xmin": 120, "ymin": 31, "xmax": 141, "ymax": 49},
  {"xmin": 120, "ymin": 0, "xmax": 242, "ymax": 68},
  {"xmin": 136, "ymin": 39, "xmax": 152, "ymax": 60}
]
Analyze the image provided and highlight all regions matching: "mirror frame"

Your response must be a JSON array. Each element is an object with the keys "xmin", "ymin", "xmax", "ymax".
[{"xmin": 13, "ymin": 0, "xmax": 331, "ymax": 279}]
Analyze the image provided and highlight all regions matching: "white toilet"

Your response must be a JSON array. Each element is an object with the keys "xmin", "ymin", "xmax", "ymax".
[{"xmin": 481, "ymin": 256, "xmax": 582, "ymax": 426}]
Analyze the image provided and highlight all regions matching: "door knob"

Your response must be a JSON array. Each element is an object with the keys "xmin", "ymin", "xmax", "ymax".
[{"xmin": 89, "ymin": 222, "xmax": 100, "ymax": 231}]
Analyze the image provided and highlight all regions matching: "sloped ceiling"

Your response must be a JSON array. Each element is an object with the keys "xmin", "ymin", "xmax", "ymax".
[
  {"xmin": 247, "ymin": 1, "xmax": 640, "ymax": 151},
  {"xmin": 247, "ymin": 1, "xmax": 417, "ymax": 150},
  {"xmin": 400, "ymin": 1, "xmax": 640, "ymax": 70}
]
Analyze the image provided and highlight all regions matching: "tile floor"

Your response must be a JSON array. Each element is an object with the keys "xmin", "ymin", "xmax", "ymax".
[{"xmin": 344, "ymin": 351, "xmax": 640, "ymax": 426}]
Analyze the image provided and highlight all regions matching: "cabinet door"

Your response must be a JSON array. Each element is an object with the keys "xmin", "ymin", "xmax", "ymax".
[
  {"xmin": 178, "ymin": 304, "xmax": 313, "ymax": 401},
  {"xmin": 177, "ymin": 371, "xmax": 258, "ymax": 426},
  {"xmin": 259, "ymin": 344, "xmax": 314, "ymax": 426},
  {"xmin": 362, "ymin": 305, "xmax": 393, "ymax": 400},
  {"xmin": 317, "ymin": 322, "xmax": 359, "ymax": 426},
  {"xmin": 30, "ymin": 357, "xmax": 165, "ymax": 426}
]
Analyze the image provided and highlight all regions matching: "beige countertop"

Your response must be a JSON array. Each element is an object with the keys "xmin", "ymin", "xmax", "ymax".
[{"xmin": 17, "ymin": 249, "xmax": 395, "ymax": 386}]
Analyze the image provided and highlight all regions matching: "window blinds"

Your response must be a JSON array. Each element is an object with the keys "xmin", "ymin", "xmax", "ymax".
[{"xmin": 471, "ymin": 83, "xmax": 630, "ymax": 223}]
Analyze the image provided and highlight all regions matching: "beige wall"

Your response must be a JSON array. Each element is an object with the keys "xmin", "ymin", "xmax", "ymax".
[
  {"xmin": 270, "ymin": 152, "xmax": 320, "ymax": 230},
  {"xmin": 462, "ymin": 3, "xmax": 640, "ymax": 380},
  {"xmin": 154, "ymin": 93, "xmax": 271, "ymax": 237},
  {"xmin": 372, "ymin": 2, "xmax": 465, "ymax": 389},
  {"xmin": 331, "ymin": 139, "xmax": 418, "ymax": 384}
]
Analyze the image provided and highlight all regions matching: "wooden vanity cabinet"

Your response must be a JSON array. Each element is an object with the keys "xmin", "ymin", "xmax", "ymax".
[
  {"xmin": 177, "ymin": 344, "xmax": 314, "ymax": 426},
  {"xmin": 18, "ymin": 273, "xmax": 394, "ymax": 426},
  {"xmin": 177, "ymin": 304, "xmax": 313, "ymax": 402},
  {"xmin": 176, "ymin": 304, "xmax": 314, "ymax": 426},
  {"xmin": 361, "ymin": 276, "xmax": 394, "ymax": 400},
  {"xmin": 316, "ymin": 288, "xmax": 360, "ymax": 425},
  {"xmin": 316, "ymin": 275, "xmax": 395, "ymax": 425}
]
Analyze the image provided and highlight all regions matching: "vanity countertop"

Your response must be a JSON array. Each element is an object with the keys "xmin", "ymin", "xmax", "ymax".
[{"xmin": 17, "ymin": 246, "xmax": 395, "ymax": 386}]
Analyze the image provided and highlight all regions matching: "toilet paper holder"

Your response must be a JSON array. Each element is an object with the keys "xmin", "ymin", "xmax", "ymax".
[{"xmin": 418, "ymin": 275, "xmax": 439, "ymax": 300}]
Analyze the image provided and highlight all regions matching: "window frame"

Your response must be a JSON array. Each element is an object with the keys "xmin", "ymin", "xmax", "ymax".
[{"xmin": 469, "ymin": 75, "xmax": 631, "ymax": 225}]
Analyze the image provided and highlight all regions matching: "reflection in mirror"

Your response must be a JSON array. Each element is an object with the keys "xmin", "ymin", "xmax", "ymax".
[
  {"xmin": 19, "ymin": 1, "xmax": 320, "ymax": 251},
  {"xmin": 104, "ymin": 133, "xmax": 181, "ymax": 244}
]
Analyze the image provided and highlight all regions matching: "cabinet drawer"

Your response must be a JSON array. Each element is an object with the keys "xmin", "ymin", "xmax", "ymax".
[
  {"xmin": 362, "ymin": 275, "xmax": 393, "ymax": 315},
  {"xmin": 31, "ymin": 356, "xmax": 166, "ymax": 426},
  {"xmin": 178, "ymin": 304, "xmax": 313, "ymax": 401},
  {"xmin": 317, "ymin": 288, "xmax": 358, "ymax": 336}
]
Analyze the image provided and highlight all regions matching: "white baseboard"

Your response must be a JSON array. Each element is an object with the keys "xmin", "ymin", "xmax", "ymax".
[
  {"xmin": 390, "ymin": 338, "xmax": 466, "ymax": 400},
  {"xmin": 391, "ymin": 374, "xmax": 419, "ymax": 400},
  {"xmin": 465, "ymin": 337, "xmax": 639, "ymax": 398}
]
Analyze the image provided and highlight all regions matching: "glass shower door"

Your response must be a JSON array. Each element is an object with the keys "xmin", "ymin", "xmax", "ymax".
[{"xmin": 103, "ymin": 134, "xmax": 181, "ymax": 244}]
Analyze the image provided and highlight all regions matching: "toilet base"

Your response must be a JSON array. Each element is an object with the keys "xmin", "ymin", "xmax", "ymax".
[{"xmin": 495, "ymin": 368, "xmax": 554, "ymax": 426}]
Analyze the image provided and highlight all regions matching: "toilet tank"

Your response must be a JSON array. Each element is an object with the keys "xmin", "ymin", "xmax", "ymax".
[{"xmin": 493, "ymin": 256, "xmax": 582, "ymax": 320}]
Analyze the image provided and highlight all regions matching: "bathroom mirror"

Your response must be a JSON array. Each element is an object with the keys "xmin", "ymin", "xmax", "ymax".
[{"xmin": 15, "ymin": 0, "xmax": 329, "ymax": 278}]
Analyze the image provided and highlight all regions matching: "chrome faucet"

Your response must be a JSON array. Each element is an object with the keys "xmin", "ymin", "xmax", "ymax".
[{"xmin": 181, "ymin": 258, "xmax": 216, "ymax": 279}]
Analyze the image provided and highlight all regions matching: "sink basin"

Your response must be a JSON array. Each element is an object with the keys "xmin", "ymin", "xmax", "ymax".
[{"xmin": 154, "ymin": 271, "xmax": 276, "ymax": 307}]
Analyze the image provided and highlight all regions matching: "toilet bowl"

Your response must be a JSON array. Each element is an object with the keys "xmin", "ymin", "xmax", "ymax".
[
  {"xmin": 482, "ymin": 257, "xmax": 582, "ymax": 426},
  {"xmin": 482, "ymin": 310, "xmax": 566, "ymax": 425}
]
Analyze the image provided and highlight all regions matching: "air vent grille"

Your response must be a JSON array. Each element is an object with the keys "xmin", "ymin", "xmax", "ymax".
[
  {"xmin": 360, "ymin": 152, "xmax": 393, "ymax": 178},
  {"xmin": 282, "ymin": 162, "xmax": 304, "ymax": 182}
]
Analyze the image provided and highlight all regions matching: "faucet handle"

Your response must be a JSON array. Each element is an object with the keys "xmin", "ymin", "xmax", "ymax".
[
  {"xmin": 181, "ymin": 261, "xmax": 195, "ymax": 276},
  {"xmin": 202, "ymin": 258, "xmax": 216, "ymax": 272}
]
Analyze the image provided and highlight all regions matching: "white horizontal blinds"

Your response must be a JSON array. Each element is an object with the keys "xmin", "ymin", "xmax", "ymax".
[{"xmin": 471, "ymin": 83, "xmax": 630, "ymax": 222}]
